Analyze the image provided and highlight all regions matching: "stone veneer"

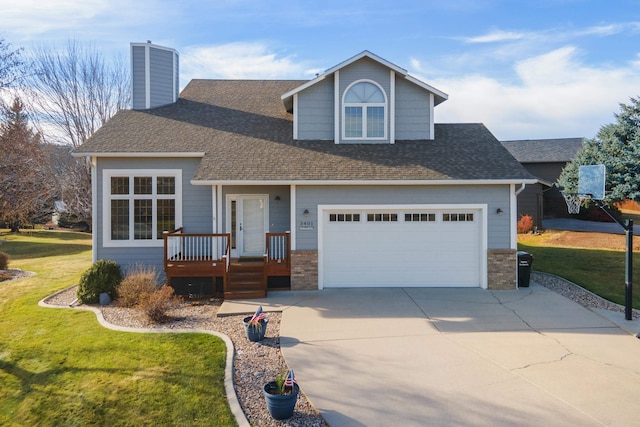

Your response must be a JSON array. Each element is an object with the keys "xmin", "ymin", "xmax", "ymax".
[
  {"xmin": 290, "ymin": 250, "xmax": 319, "ymax": 290},
  {"xmin": 487, "ymin": 249, "xmax": 517, "ymax": 290}
]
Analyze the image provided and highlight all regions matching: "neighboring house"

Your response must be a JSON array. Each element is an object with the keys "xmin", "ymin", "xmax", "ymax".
[
  {"xmin": 501, "ymin": 138, "xmax": 584, "ymax": 229},
  {"xmin": 73, "ymin": 43, "xmax": 535, "ymax": 298}
]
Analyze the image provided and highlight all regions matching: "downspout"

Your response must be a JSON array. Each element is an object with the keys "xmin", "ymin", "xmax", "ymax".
[{"xmin": 515, "ymin": 182, "xmax": 526, "ymax": 196}]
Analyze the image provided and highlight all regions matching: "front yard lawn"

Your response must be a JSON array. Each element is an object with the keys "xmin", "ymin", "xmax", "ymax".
[
  {"xmin": 518, "ymin": 229, "xmax": 640, "ymax": 309},
  {"xmin": 0, "ymin": 230, "xmax": 236, "ymax": 426}
]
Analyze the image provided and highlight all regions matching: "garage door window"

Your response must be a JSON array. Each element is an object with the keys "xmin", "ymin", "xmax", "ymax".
[
  {"xmin": 367, "ymin": 213, "xmax": 398, "ymax": 222},
  {"xmin": 405, "ymin": 213, "xmax": 436, "ymax": 222},
  {"xmin": 443, "ymin": 213, "xmax": 474, "ymax": 222},
  {"xmin": 329, "ymin": 213, "xmax": 360, "ymax": 222}
]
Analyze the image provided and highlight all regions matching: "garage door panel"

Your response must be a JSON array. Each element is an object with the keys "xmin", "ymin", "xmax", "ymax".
[{"xmin": 322, "ymin": 208, "xmax": 482, "ymax": 288}]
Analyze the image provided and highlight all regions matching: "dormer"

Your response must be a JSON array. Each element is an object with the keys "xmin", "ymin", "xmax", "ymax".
[{"xmin": 281, "ymin": 51, "xmax": 448, "ymax": 143}]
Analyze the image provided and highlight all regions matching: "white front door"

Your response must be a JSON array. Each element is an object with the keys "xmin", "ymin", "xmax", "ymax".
[{"xmin": 229, "ymin": 195, "xmax": 268, "ymax": 257}]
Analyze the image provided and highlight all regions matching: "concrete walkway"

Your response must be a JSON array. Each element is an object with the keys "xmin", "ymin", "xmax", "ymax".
[{"xmin": 219, "ymin": 283, "xmax": 640, "ymax": 427}]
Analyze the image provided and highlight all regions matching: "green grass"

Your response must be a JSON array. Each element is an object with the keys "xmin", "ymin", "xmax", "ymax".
[
  {"xmin": 519, "ymin": 235, "xmax": 640, "ymax": 310},
  {"xmin": 0, "ymin": 230, "xmax": 236, "ymax": 426}
]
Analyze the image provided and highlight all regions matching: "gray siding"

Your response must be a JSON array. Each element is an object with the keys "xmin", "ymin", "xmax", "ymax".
[
  {"xmin": 131, "ymin": 46, "xmax": 147, "ymax": 110},
  {"xmin": 221, "ymin": 186, "xmax": 291, "ymax": 233},
  {"xmin": 95, "ymin": 157, "xmax": 210, "ymax": 275},
  {"xmin": 297, "ymin": 76, "xmax": 334, "ymax": 140},
  {"xmin": 149, "ymin": 48, "xmax": 176, "ymax": 108},
  {"xmin": 131, "ymin": 44, "xmax": 178, "ymax": 110},
  {"xmin": 339, "ymin": 58, "xmax": 391, "ymax": 144},
  {"xmin": 395, "ymin": 77, "xmax": 431, "ymax": 139},
  {"xmin": 295, "ymin": 185, "xmax": 512, "ymax": 250}
]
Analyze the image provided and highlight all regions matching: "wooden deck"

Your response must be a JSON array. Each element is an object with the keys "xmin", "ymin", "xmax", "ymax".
[{"xmin": 163, "ymin": 229, "xmax": 290, "ymax": 299}]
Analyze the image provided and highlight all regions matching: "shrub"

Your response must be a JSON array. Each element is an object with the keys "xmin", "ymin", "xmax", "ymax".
[
  {"xmin": 517, "ymin": 215, "xmax": 534, "ymax": 234},
  {"xmin": 138, "ymin": 285, "xmax": 181, "ymax": 323},
  {"xmin": 0, "ymin": 271, "xmax": 12, "ymax": 282},
  {"xmin": 117, "ymin": 265, "xmax": 159, "ymax": 308},
  {"xmin": 0, "ymin": 251, "xmax": 9, "ymax": 270},
  {"xmin": 77, "ymin": 260, "xmax": 123, "ymax": 304}
]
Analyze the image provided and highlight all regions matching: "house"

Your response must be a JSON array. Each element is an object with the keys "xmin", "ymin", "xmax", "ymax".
[
  {"xmin": 73, "ymin": 42, "xmax": 536, "ymax": 298},
  {"xmin": 501, "ymin": 138, "xmax": 584, "ymax": 229}
]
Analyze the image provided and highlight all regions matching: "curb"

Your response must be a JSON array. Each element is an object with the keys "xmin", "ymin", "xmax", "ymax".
[{"xmin": 38, "ymin": 288, "xmax": 250, "ymax": 427}]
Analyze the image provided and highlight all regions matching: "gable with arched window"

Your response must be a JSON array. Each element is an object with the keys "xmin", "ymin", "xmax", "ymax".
[{"xmin": 342, "ymin": 80, "xmax": 387, "ymax": 140}]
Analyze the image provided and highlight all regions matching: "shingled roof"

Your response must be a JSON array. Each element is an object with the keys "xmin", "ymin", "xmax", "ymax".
[
  {"xmin": 501, "ymin": 138, "xmax": 584, "ymax": 164},
  {"xmin": 75, "ymin": 79, "xmax": 534, "ymax": 183}
]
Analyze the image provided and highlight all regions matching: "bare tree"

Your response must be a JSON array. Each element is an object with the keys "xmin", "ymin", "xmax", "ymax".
[
  {"xmin": 0, "ymin": 38, "xmax": 24, "ymax": 91},
  {"xmin": 27, "ymin": 40, "xmax": 130, "ymax": 227},
  {"xmin": 0, "ymin": 98, "xmax": 53, "ymax": 232}
]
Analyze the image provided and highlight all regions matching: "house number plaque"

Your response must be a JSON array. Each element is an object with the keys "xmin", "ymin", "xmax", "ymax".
[{"xmin": 299, "ymin": 220, "xmax": 314, "ymax": 231}]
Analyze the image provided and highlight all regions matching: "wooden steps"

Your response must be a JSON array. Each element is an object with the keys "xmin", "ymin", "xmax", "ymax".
[{"xmin": 224, "ymin": 260, "xmax": 266, "ymax": 299}]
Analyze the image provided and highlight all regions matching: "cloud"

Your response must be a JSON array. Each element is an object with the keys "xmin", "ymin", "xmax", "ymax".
[
  {"xmin": 420, "ymin": 46, "xmax": 640, "ymax": 140},
  {"xmin": 463, "ymin": 30, "xmax": 527, "ymax": 43},
  {"xmin": 0, "ymin": 0, "xmax": 112, "ymax": 36},
  {"xmin": 180, "ymin": 42, "xmax": 314, "ymax": 84}
]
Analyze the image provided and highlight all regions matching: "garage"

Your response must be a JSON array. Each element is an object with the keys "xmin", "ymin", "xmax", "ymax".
[{"xmin": 320, "ymin": 206, "xmax": 485, "ymax": 288}]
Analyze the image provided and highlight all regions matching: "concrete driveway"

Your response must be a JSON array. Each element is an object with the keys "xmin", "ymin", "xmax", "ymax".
[{"xmin": 221, "ymin": 284, "xmax": 640, "ymax": 426}]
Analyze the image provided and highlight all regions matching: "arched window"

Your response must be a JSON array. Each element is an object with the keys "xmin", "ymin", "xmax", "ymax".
[{"xmin": 343, "ymin": 81, "xmax": 386, "ymax": 140}]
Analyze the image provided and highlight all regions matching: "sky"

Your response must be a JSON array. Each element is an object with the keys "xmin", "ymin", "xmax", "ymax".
[{"xmin": 1, "ymin": 0, "xmax": 639, "ymax": 140}]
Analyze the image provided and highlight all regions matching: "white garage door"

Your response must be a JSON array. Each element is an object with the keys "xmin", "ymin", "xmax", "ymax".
[{"xmin": 321, "ymin": 208, "xmax": 483, "ymax": 288}]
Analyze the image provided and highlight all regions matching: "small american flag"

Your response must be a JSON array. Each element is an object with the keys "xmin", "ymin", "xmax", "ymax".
[
  {"xmin": 284, "ymin": 369, "xmax": 297, "ymax": 388},
  {"xmin": 250, "ymin": 305, "xmax": 265, "ymax": 323}
]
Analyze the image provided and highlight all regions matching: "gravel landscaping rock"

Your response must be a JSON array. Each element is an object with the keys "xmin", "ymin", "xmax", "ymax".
[
  {"xmin": 532, "ymin": 271, "xmax": 640, "ymax": 318},
  {"xmin": 0, "ymin": 268, "xmax": 36, "ymax": 282}
]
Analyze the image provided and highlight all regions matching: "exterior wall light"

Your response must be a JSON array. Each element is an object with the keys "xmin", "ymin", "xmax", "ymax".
[{"xmin": 496, "ymin": 208, "xmax": 504, "ymax": 215}]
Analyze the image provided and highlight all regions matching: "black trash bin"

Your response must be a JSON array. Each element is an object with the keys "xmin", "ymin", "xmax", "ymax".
[{"xmin": 517, "ymin": 251, "xmax": 534, "ymax": 287}]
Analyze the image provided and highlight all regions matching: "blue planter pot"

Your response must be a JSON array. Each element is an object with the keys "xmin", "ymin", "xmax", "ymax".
[
  {"xmin": 243, "ymin": 316, "xmax": 268, "ymax": 342},
  {"xmin": 263, "ymin": 381, "xmax": 299, "ymax": 420}
]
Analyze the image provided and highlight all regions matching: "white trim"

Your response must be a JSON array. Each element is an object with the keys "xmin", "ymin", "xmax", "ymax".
[
  {"xmin": 191, "ymin": 179, "xmax": 538, "ymax": 186},
  {"xmin": 102, "ymin": 169, "xmax": 182, "ymax": 248},
  {"xmin": 72, "ymin": 152, "xmax": 205, "ymax": 158},
  {"xmin": 129, "ymin": 46, "xmax": 134, "ymax": 111},
  {"xmin": 91, "ymin": 157, "xmax": 98, "ymax": 263},
  {"xmin": 334, "ymin": 70, "xmax": 340, "ymax": 143},
  {"xmin": 144, "ymin": 44, "xmax": 151, "ymax": 109},
  {"xmin": 225, "ymin": 194, "xmax": 269, "ymax": 257},
  {"xmin": 216, "ymin": 184, "xmax": 223, "ymax": 234},
  {"xmin": 290, "ymin": 185, "xmax": 297, "ymax": 251},
  {"xmin": 172, "ymin": 50, "xmax": 177, "ymax": 103},
  {"xmin": 130, "ymin": 42, "xmax": 179, "ymax": 55},
  {"xmin": 510, "ymin": 183, "xmax": 517, "ymax": 249},
  {"xmin": 293, "ymin": 93, "xmax": 298, "ymax": 140},
  {"xmin": 389, "ymin": 70, "xmax": 395, "ymax": 144},
  {"xmin": 429, "ymin": 93, "xmax": 435, "ymax": 139},
  {"xmin": 317, "ymin": 203, "xmax": 488, "ymax": 290},
  {"xmin": 212, "ymin": 186, "xmax": 217, "ymax": 233},
  {"xmin": 341, "ymin": 79, "xmax": 388, "ymax": 141},
  {"xmin": 281, "ymin": 74, "xmax": 327, "ymax": 100},
  {"xmin": 280, "ymin": 50, "xmax": 448, "ymax": 106},
  {"xmin": 405, "ymin": 74, "xmax": 448, "ymax": 104}
]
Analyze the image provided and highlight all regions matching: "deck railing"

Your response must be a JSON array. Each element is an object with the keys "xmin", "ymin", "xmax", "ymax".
[
  {"xmin": 164, "ymin": 228, "xmax": 231, "ymax": 270},
  {"xmin": 265, "ymin": 231, "xmax": 291, "ymax": 276}
]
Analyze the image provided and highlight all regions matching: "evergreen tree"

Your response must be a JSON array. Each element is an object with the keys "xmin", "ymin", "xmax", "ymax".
[
  {"xmin": 558, "ymin": 97, "xmax": 640, "ymax": 203},
  {"xmin": 0, "ymin": 98, "xmax": 53, "ymax": 232}
]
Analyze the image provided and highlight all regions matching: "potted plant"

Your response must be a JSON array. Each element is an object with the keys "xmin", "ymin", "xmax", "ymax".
[
  {"xmin": 263, "ymin": 369, "xmax": 299, "ymax": 420},
  {"xmin": 243, "ymin": 305, "xmax": 268, "ymax": 342}
]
